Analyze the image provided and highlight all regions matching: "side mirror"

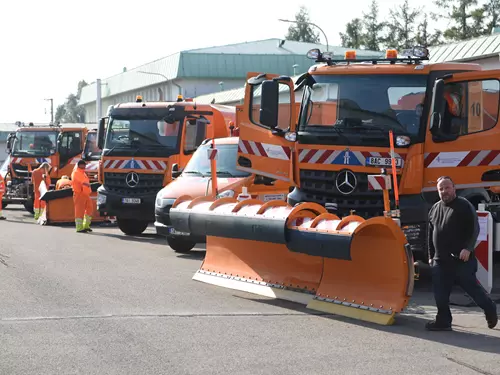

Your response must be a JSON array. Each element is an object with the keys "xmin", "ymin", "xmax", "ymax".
[
  {"xmin": 172, "ymin": 163, "xmax": 181, "ymax": 178},
  {"xmin": 97, "ymin": 117, "xmax": 107, "ymax": 149},
  {"xmin": 429, "ymin": 79, "xmax": 445, "ymax": 135},
  {"xmin": 6, "ymin": 136, "xmax": 12, "ymax": 153},
  {"xmin": 259, "ymin": 80, "xmax": 279, "ymax": 128}
]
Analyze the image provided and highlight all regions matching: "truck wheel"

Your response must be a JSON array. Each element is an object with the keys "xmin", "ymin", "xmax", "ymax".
[
  {"xmin": 23, "ymin": 200, "xmax": 34, "ymax": 214},
  {"xmin": 117, "ymin": 218, "xmax": 149, "ymax": 236},
  {"xmin": 167, "ymin": 236, "xmax": 196, "ymax": 253}
]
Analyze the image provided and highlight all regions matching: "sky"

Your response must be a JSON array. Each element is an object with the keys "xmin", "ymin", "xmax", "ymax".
[{"xmin": 0, "ymin": 0, "xmax": 448, "ymax": 123}]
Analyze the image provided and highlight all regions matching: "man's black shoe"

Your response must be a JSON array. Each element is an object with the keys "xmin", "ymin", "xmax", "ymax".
[
  {"xmin": 486, "ymin": 312, "xmax": 498, "ymax": 329},
  {"xmin": 425, "ymin": 320, "xmax": 452, "ymax": 331}
]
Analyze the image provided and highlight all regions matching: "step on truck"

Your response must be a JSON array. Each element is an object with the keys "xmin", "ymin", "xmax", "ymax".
[
  {"xmin": 4, "ymin": 122, "xmax": 100, "ymax": 212},
  {"xmin": 96, "ymin": 95, "xmax": 236, "ymax": 236},
  {"xmin": 235, "ymin": 46, "xmax": 500, "ymax": 260}
]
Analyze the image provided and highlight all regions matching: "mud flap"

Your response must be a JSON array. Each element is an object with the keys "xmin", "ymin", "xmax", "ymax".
[{"xmin": 170, "ymin": 197, "xmax": 414, "ymax": 325}]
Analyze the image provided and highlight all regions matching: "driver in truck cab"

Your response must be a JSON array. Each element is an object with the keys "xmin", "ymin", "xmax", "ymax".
[{"xmin": 442, "ymin": 84, "xmax": 463, "ymax": 134}]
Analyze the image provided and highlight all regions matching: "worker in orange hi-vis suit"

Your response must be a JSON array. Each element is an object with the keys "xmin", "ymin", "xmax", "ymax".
[
  {"xmin": 0, "ymin": 173, "xmax": 6, "ymax": 220},
  {"xmin": 55, "ymin": 175, "xmax": 72, "ymax": 190},
  {"xmin": 71, "ymin": 160, "xmax": 93, "ymax": 233},
  {"xmin": 31, "ymin": 162, "xmax": 51, "ymax": 220}
]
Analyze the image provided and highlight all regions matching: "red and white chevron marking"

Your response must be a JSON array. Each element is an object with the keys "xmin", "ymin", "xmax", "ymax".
[
  {"xmin": 85, "ymin": 161, "xmax": 99, "ymax": 171},
  {"xmin": 207, "ymin": 148, "xmax": 218, "ymax": 160},
  {"xmin": 368, "ymin": 175, "xmax": 392, "ymax": 190},
  {"xmin": 298, "ymin": 149, "xmax": 406, "ymax": 164},
  {"xmin": 11, "ymin": 157, "xmax": 23, "ymax": 163},
  {"xmin": 424, "ymin": 150, "xmax": 500, "ymax": 168},
  {"xmin": 238, "ymin": 140, "xmax": 291, "ymax": 161},
  {"xmin": 475, "ymin": 211, "xmax": 493, "ymax": 293},
  {"xmin": 102, "ymin": 159, "xmax": 167, "ymax": 170}
]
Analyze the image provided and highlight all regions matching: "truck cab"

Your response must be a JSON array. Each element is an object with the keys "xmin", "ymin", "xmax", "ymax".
[
  {"xmin": 235, "ymin": 47, "xmax": 500, "ymax": 259},
  {"xmin": 96, "ymin": 96, "xmax": 236, "ymax": 236},
  {"xmin": 154, "ymin": 136, "xmax": 290, "ymax": 253}
]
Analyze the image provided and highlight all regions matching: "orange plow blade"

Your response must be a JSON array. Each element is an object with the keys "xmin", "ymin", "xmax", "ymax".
[{"xmin": 169, "ymin": 197, "xmax": 414, "ymax": 325}]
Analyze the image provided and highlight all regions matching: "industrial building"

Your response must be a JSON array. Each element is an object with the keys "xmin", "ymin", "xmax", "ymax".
[{"xmin": 78, "ymin": 38, "xmax": 382, "ymax": 122}]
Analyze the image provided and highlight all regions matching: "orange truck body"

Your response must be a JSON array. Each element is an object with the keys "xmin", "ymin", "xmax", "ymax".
[
  {"xmin": 153, "ymin": 136, "xmax": 290, "ymax": 252},
  {"xmin": 96, "ymin": 98, "xmax": 237, "ymax": 235},
  {"xmin": 5, "ymin": 123, "xmax": 101, "ymax": 211},
  {"xmin": 235, "ymin": 51, "xmax": 500, "ymax": 260}
]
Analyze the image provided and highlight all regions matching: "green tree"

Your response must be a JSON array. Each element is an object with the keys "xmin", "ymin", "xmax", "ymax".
[
  {"xmin": 285, "ymin": 6, "xmax": 320, "ymax": 43},
  {"xmin": 483, "ymin": 0, "xmax": 500, "ymax": 34},
  {"xmin": 433, "ymin": 0, "xmax": 486, "ymax": 41},
  {"xmin": 340, "ymin": 18, "xmax": 364, "ymax": 48},
  {"xmin": 55, "ymin": 80, "xmax": 88, "ymax": 124},
  {"xmin": 383, "ymin": 0, "xmax": 422, "ymax": 50},
  {"xmin": 415, "ymin": 13, "xmax": 444, "ymax": 46},
  {"xmin": 362, "ymin": 0, "xmax": 386, "ymax": 50}
]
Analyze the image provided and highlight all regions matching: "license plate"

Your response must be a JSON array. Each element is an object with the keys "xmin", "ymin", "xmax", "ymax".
[
  {"xmin": 366, "ymin": 156, "xmax": 403, "ymax": 168},
  {"xmin": 122, "ymin": 197, "xmax": 141, "ymax": 204},
  {"xmin": 168, "ymin": 227, "xmax": 189, "ymax": 236}
]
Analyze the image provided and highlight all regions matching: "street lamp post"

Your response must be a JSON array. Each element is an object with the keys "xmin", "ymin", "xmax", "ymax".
[
  {"xmin": 137, "ymin": 70, "xmax": 183, "ymax": 97},
  {"xmin": 278, "ymin": 19, "xmax": 329, "ymax": 52},
  {"xmin": 44, "ymin": 98, "xmax": 54, "ymax": 125}
]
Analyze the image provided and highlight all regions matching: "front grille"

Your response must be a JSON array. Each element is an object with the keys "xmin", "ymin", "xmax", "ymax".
[
  {"xmin": 104, "ymin": 172, "xmax": 164, "ymax": 195},
  {"xmin": 299, "ymin": 169, "xmax": 402, "ymax": 218},
  {"xmin": 12, "ymin": 164, "xmax": 33, "ymax": 176},
  {"xmin": 156, "ymin": 204, "xmax": 172, "ymax": 225}
]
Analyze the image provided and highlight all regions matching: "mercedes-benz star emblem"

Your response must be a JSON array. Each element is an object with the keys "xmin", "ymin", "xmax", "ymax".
[
  {"xmin": 335, "ymin": 170, "xmax": 357, "ymax": 195},
  {"xmin": 125, "ymin": 172, "xmax": 139, "ymax": 188}
]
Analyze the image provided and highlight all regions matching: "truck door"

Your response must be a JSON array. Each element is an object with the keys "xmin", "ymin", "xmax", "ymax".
[
  {"xmin": 58, "ymin": 130, "xmax": 84, "ymax": 169},
  {"xmin": 236, "ymin": 72, "xmax": 297, "ymax": 184},
  {"xmin": 425, "ymin": 70, "xmax": 500, "ymax": 192}
]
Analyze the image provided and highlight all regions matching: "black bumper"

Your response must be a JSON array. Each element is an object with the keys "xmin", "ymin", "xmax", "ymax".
[
  {"xmin": 97, "ymin": 185, "xmax": 156, "ymax": 221},
  {"xmin": 154, "ymin": 200, "xmax": 205, "ymax": 242}
]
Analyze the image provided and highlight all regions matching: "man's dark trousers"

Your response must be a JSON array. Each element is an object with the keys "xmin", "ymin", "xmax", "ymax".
[{"xmin": 432, "ymin": 256, "xmax": 497, "ymax": 326}]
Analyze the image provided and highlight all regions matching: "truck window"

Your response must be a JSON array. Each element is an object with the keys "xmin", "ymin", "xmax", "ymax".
[
  {"xmin": 440, "ymin": 79, "xmax": 499, "ymax": 137},
  {"xmin": 59, "ymin": 131, "xmax": 82, "ymax": 159},
  {"xmin": 249, "ymin": 82, "xmax": 292, "ymax": 131},
  {"xmin": 299, "ymin": 74, "xmax": 428, "ymax": 139},
  {"xmin": 184, "ymin": 119, "xmax": 207, "ymax": 154},
  {"xmin": 12, "ymin": 131, "xmax": 57, "ymax": 156},
  {"xmin": 106, "ymin": 118, "xmax": 180, "ymax": 149}
]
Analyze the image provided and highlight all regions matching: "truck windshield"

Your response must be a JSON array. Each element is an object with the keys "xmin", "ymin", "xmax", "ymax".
[
  {"xmin": 299, "ymin": 74, "xmax": 428, "ymax": 142},
  {"xmin": 182, "ymin": 143, "xmax": 251, "ymax": 178},
  {"xmin": 105, "ymin": 113, "xmax": 181, "ymax": 157},
  {"xmin": 84, "ymin": 132, "xmax": 102, "ymax": 159},
  {"xmin": 11, "ymin": 131, "xmax": 58, "ymax": 156}
]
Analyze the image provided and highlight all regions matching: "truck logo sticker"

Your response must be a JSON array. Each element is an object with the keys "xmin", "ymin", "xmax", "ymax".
[{"xmin": 424, "ymin": 150, "xmax": 500, "ymax": 168}]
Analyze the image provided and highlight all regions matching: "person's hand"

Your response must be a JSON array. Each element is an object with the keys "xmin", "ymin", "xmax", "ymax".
[
  {"xmin": 459, "ymin": 249, "xmax": 471, "ymax": 261},
  {"xmin": 429, "ymin": 259, "xmax": 433, "ymax": 265}
]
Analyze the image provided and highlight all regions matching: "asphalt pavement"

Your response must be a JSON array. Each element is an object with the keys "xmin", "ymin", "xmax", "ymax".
[{"xmin": 1, "ymin": 205, "xmax": 499, "ymax": 375}]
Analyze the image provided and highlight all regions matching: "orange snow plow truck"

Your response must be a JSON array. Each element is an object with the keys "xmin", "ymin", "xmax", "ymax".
[
  {"xmin": 167, "ymin": 46, "xmax": 500, "ymax": 325},
  {"xmin": 5, "ymin": 122, "xmax": 100, "ymax": 213},
  {"xmin": 96, "ymin": 95, "xmax": 237, "ymax": 236}
]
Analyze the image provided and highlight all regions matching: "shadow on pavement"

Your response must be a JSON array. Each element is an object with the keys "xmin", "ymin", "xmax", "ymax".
[
  {"xmin": 232, "ymin": 295, "xmax": 500, "ymax": 354},
  {"xmin": 176, "ymin": 249, "xmax": 206, "ymax": 260},
  {"xmin": 90, "ymin": 231, "xmax": 165, "ymax": 245}
]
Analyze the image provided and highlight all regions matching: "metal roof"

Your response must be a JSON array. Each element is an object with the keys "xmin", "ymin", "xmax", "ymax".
[
  {"xmin": 79, "ymin": 38, "xmax": 382, "ymax": 105},
  {"xmin": 428, "ymin": 34, "xmax": 500, "ymax": 63}
]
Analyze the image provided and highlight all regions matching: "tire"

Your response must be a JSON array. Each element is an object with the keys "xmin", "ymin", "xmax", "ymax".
[
  {"xmin": 117, "ymin": 218, "xmax": 149, "ymax": 236},
  {"xmin": 23, "ymin": 200, "xmax": 34, "ymax": 214},
  {"xmin": 167, "ymin": 236, "xmax": 196, "ymax": 253}
]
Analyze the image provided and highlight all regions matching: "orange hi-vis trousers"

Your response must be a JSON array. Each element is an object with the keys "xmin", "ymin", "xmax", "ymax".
[
  {"xmin": 33, "ymin": 187, "xmax": 46, "ymax": 220},
  {"xmin": 74, "ymin": 193, "xmax": 93, "ymax": 231}
]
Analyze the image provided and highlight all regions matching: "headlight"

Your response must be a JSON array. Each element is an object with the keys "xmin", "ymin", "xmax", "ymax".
[
  {"xmin": 97, "ymin": 193, "xmax": 106, "ymax": 205},
  {"xmin": 156, "ymin": 196, "xmax": 176, "ymax": 209},
  {"xmin": 217, "ymin": 190, "xmax": 235, "ymax": 198}
]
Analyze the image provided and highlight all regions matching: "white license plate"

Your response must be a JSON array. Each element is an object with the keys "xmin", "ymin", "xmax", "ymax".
[
  {"xmin": 168, "ymin": 227, "xmax": 189, "ymax": 236},
  {"xmin": 122, "ymin": 197, "xmax": 141, "ymax": 204},
  {"xmin": 366, "ymin": 156, "xmax": 403, "ymax": 168}
]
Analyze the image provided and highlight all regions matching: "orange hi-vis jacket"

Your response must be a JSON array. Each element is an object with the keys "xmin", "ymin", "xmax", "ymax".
[
  {"xmin": 31, "ymin": 168, "xmax": 51, "ymax": 193},
  {"xmin": 56, "ymin": 178, "xmax": 72, "ymax": 190},
  {"xmin": 444, "ymin": 92, "xmax": 461, "ymax": 117},
  {"xmin": 0, "ymin": 175, "xmax": 5, "ymax": 195},
  {"xmin": 71, "ymin": 167, "xmax": 91, "ymax": 196}
]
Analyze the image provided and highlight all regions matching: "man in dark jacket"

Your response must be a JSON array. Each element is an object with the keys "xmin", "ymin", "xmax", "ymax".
[{"xmin": 427, "ymin": 176, "xmax": 497, "ymax": 331}]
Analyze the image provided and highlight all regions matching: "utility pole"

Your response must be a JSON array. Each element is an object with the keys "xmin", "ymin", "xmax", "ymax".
[{"xmin": 44, "ymin": 98, "xmax": 54, "ymax": 124}]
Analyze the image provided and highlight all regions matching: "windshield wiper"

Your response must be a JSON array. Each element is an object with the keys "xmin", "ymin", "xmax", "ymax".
[
  {"xmin": 183, "ymin": 170, "xmax": 204, "ymax": 176},
  {"xmin": 215, "ymin": 171, "xmax": 235, "ymax": 177}
]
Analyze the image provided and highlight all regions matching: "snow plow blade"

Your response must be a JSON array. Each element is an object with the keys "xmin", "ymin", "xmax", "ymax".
[
  {"xmin": 169, "ymin": 196, "xmax": 414, "ymax": 325},
  {"xmin": 39, "ymin": 182, "xmax": 109, "ymax": 225}
]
